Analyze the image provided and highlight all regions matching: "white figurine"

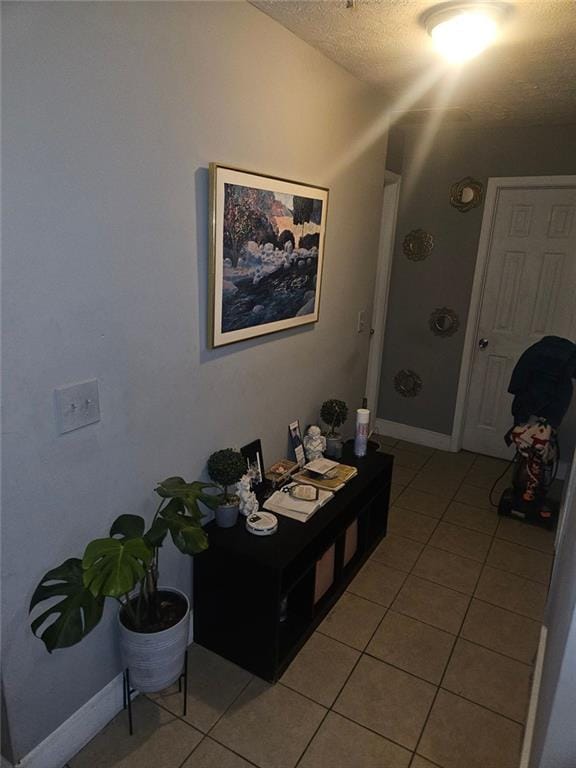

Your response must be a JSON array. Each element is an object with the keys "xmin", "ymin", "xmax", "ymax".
[
  {"xmin": 303, "ymin": 425, "xmax": 326, "ymax": 462},
  {"xmin": 237, "ymin": 473, "xmax": 259, "ymax": 517}
]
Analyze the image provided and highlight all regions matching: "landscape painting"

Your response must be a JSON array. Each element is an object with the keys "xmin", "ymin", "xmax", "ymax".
[{"xmin": 209, "ymin": 164, "xmax": 329, "ymax": 348}]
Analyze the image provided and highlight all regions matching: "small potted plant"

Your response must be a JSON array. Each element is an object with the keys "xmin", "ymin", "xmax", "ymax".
[
  {"xmin": 207, "ymin": 448, "xmax": 247, "ymax": 528},
  {"xmin": 321, "ymin": 398, "xmax": 349, "ymax": 458},
  {"xmin": 29, "ymin": 477, "xmax": 218, "ymax": 693}
]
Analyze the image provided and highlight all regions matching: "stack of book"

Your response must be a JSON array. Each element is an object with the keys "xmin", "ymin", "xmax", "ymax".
[
  {"xmin": 263, "ymin": 485, "xmax": 334, "ymax": 523},
  {"xmin": 292, "ymin": 462, "xmax": 358, "ymax": 492}
]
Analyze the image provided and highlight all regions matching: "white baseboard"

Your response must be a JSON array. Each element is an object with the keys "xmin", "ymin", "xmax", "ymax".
[
  {"xmin": 15, "ymin": 671, "xmax": 129, "ymax": 768},
  {"xmin": 375, "ymin": 419, "xmax": 453, "ymax": 452},
  {"xmin": 520, "ymin": 624, "xmax": 547, "ymax": 768},
  {"xmin": 14, "ymin": 613, "xmax": 195, "ymax": 768}
]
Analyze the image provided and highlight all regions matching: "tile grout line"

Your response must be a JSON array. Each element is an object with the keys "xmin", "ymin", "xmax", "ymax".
[
  {"xmin": 296, "ymin": 453, "xmax": 544, "ymax": 766},
  {"xmin": 281, "ymin": 667, "xmax": 529, "ymax": 764},
  {"xmin": 205, "ymin": 733, "xmax": 262, "ymax": 768},
  {"xmin": 151, "ymin": 662, "xmax": 256, "ymax": 757},
  {"xmin": 387, "ymin": 522, "xmax": 552, "ymax": 584},
  {"xmin": 175, "ymin": 736, "xmax": 210, "ymax": 768},
  {"xmin": 293, "ymin": 575, "xmax": 400, "ymax": 767},
  {"xmin": 204, "ymin": 447, "xmax": 547, "ymax": 767},
  {"xmin": 349, "ymin": 443, "xmax": 540, "ymax": 764},
  {"xmin": 409, "ymin": 457, "xmax": 499, "ymax": 763},
  {"xmin": 408, "ymin": 466, "xmax": 477, "ymax": 757},
  {"xmin": 411, "ymin": 453, "xmax": 538, "ymax": 765},
  {"xmin": 290, "ymin": 465, "xmax": 455, "ymax": 768},
  {"xmin": 487, "ymin": 532, "xmax": 555, "ymax": 560},
  {"xmin": 320, "ymin": 573, "xmax": 545, "ymax": 647},
  {"xmin": 206, "ymin": 674, "xmax": 255, "ymax": 736},
  {"xmin": 409, "ymin": 754, "xmax": 445, "ymax": 768},
  {"xmin": 291, "ymin": 705, "xmax": 330, "ymax": 768}
]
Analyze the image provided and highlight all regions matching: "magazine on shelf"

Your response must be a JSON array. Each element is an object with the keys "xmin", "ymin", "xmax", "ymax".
[
  {"xmin": 263, "ymin": 485, "xmax": 334, "ymax": 523},
  {"xmin": 292, "ymin": 463, "xmax": 358, "ymax": 492},
  {"xmin": 303, "ymin": 457, "xmax": 340, "ymax": 476}
]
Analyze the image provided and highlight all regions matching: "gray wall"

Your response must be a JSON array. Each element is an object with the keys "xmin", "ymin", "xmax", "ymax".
[
  {"xmin": 1, "ymin": 2, "xmax": 387, "ymax": 758},
  {"xmin": 378, "ymin": 122, "xmax": 576, "ymax": 440}
]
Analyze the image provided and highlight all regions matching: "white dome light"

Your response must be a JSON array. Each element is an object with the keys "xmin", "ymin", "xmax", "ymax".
[{"xmin": 426, "ymin": 4, "xmax": 506, "ymax": 63}]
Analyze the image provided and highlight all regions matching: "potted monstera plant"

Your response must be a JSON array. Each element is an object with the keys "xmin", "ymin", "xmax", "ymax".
[
  {"xmin": 29, "ymin": 477, "xmax": 218, "ymax": 693},
  {"xmin": 207, "ymin": 448, "xmax": 247, "ymax": 528},
  {"xmin": 321, "ymin": 398, "xmax": 349, "ymax": 458}
]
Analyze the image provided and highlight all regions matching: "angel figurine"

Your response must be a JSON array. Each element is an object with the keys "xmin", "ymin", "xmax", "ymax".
[
  {"xmin": 303, "ymin": 425, "xmax": 326, "ymax": 462},
  {"xmin": 237, "ymin": 473, "xmax": 259, "ymax": 517}
]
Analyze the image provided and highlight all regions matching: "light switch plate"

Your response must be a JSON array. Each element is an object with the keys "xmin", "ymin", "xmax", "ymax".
[
  {"xmin": 55, "ymin": 379, "xmax": 100, "ymax": 434},
  {"xmin": 357, "ymin": 310, "xmax": 367, "ymax": 333}
]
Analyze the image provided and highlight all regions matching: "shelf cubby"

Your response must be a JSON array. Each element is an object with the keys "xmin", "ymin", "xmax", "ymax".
[{"xmin": 193, "ymin": 447, "xmax": 393, "ymax": 681}]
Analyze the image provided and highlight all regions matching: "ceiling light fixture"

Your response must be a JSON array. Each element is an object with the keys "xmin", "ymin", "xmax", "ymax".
[{"xmin": 424, "ymin": 2, "xmax": 509, "ymax": 64}]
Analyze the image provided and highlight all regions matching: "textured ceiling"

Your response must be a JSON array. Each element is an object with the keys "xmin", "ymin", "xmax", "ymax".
[{"xmin": 251, "ymin": 0, "xmax": 576, "ymax": 125}]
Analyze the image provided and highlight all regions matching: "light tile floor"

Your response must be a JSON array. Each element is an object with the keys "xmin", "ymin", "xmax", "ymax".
[{"xmin": 69, "ymin": 438, "xmax": 556, "ymax": 768}]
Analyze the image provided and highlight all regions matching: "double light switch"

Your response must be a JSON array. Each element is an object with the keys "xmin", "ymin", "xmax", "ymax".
[{"xmin": 55, "ymin": 379, "xmax": 100, "ymax": 434}]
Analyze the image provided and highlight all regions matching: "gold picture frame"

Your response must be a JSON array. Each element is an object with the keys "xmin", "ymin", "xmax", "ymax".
[{"xmin": 209, "ymin": 163, "xmax": 329, "ymax": 348}]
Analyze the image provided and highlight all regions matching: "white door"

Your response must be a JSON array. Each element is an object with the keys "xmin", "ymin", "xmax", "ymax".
[{"xmin": 463, "ymin": 183, "xmax": 576, "ymax": 458}]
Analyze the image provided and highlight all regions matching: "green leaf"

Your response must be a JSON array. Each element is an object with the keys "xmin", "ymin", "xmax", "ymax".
[
  {"xmin": 29, "ymin": 558, "xmax": 104, "ymax": 653},
  {"xmin": 155, "ymin": 478, "xmax": 219, "ymax": 517},
  {"xmin": 110, "ymin": 514, "xmax": 145, "ymax": 540},
  {"xmin": 144, "ymin": 517, "xmax": 169, "ymax": 548},
  {"xmin": 161, "ymin": 505, "xmax": 209, "ymax": 556},
  {"xmin": 155, "ymin": 476, "xmax": 186, "ymax": 498},
  {"xmin": 82, "ymin": 537, "xmax": 153, "ymax": 598}
]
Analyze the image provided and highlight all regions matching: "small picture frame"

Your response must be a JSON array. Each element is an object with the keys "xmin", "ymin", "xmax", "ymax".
[
  {"xmin": 289, "ymin": 420, "xmax": 306, "ymax": 468},
  {"xmin": 241, "ymin": 439, "xmax": 265, "ymax": 487}
]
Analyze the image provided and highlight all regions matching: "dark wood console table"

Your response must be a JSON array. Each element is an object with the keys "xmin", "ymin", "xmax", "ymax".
[{"xmin": 192, "ymin": 447, "xmax": 393, "ymax": 681}]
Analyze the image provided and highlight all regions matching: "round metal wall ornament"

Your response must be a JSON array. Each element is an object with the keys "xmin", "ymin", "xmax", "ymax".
[
  {"xmin": 394, "ymin": 369, "xmax": 423, "ymax": 398},
  {"xmin": 403, "ymin": 229, "xmax": 434, "ymax": 261},
  {"xmin": 450, "ymin": 177, "xmax": 484, "ymax": 212},
  {"xmin": 429, "ymin": 307, "xmax": 459, "ymax": 337}
]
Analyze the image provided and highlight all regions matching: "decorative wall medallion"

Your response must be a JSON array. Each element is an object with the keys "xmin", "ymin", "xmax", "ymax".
[
  {"xmin": 429, "ymin": 307, "xmax": 459, "ymax": 337},
  {"xmin": 394, "ymin": 369, "xmax": 423, "ymax": 398},
  {"xmin": 403, "ymin": 229, "xmax": 434, "ymax": 261},
  {"xmin": 450, "ymin": 176, "xmax": 484, "ymax": 212}
]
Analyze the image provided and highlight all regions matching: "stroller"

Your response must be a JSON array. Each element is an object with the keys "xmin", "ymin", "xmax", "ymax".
[{"xmin": 498, "ymin": 336, "xmax": 576, "ymax": 530}]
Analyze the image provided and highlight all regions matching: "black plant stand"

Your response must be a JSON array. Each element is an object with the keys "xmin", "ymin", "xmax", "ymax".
[{"xmin": 122, "ymin": 650, "xmax": 188, "ymax": 735}]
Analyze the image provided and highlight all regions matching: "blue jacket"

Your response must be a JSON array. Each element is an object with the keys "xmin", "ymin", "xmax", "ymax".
[{"xmin": 508, "ymin": 336, "xmax": 576, "ymax": 428}]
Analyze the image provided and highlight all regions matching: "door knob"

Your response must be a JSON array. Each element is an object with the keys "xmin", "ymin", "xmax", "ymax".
[{"xmin": 478, "ymin": 338, "xmax": 489, "ymax": 349}]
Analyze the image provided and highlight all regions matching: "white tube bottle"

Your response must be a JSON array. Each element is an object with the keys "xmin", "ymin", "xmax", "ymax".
[{"xmin": 354, "ymin": 408, "xmax": 370, "ymax": 457}]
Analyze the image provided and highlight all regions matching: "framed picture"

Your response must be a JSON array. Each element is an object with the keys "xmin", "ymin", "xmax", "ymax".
[
  {"xmin": 209, "ymin": 164, "xmax": 329, "ymax": 348},
  {"xmin": 289, "ymin": 420, "xmax": 306, "ymax": 468},
  {"xmin": 241, "ymin": 439, "xmax": 265, "ymax": 488}
]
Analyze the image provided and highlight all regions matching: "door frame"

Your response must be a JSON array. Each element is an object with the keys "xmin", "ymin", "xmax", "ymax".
[
  {"xmin": 365, "ymin": 170, "xmax": 402, "ymax": 430},
  {"xmin": 450, "ymin": 174, "xmax": 576, "ymax": 452}
]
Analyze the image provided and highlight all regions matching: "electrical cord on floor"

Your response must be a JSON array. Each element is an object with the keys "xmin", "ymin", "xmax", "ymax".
[{"xmin": 488, "ymin": 454, "xmax": 517, "ymax": 507}]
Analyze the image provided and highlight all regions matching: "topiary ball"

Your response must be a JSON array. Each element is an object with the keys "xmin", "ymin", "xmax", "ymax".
[
  {"xmin": 320, "ymin": 399, "xmax": 349, "ymax": 430},
  {"xmin": 207, "ymin": 449, "xmax": 247, "ymax": 487}
]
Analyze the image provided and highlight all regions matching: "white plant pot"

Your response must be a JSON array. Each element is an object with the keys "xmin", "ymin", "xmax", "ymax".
[
  {"xmin": 215, "ymin": 501, "xmax": 240, "ymax": 528},
  {"xmin": 118, "ymin": 587, "xmax": 190, "ymax": 693}
]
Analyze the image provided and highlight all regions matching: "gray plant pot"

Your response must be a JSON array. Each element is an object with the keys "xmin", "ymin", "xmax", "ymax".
[
  {"xmin": 118, "ymin": 587, "xmax": 189, "ymax": 693},
  {"xmin": 325, "ymin": 435, "xmax": 343, "ymax": 459},
  {"xmin": 215, "ymin": 500, "xmax": 240, "ymax": 528}
]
